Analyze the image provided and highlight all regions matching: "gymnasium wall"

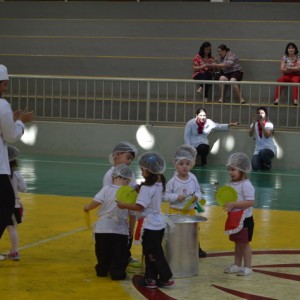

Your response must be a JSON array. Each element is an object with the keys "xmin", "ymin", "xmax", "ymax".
[{"xmin": 15, "ymin": 121, "xmax": 300, "ymax": 170}]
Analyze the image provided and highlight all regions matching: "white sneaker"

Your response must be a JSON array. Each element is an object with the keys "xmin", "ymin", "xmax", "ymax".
[
  {"xmin": 224, "ymin": 264, "xmax": 241, "ymax": 274},
  {"xmin": 237, "ymin": 267, "xmax": 253, "ymax": 276},
  {"xmin": 0, "ymin": 255, "xmax": 6, "ymax": 261}
]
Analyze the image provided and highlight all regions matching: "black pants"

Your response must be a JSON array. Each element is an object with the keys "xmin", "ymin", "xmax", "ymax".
[
  {"xmin": 142, "ymin": 228, "xmax": 173, "ymax": 283},
  {"xmin": 196, "ymin": 144, "xmax": 210, "ymax": 166},
  {"xmin": 94, "ymin": 233, "xmax": 128, "ymax": 280},
  {"xmin": 252, "ymin": 149, "xmax": 275, "ymax": 171},
  {"xmin": 0, "ymin": 175, "xmax": 15, "ymax": 238},
  {"xmin": 193, "ymin": 72, "xmax": 212, "ymax": 98}
]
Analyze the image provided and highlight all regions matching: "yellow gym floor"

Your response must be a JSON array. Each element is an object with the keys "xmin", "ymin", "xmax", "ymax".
[{"xmin": 0, "ymin": 155, "xmax": 299, "ymax": 299}]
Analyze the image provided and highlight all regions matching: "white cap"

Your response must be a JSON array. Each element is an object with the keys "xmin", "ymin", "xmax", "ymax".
[
  {"xmin": 173, "ymin": 149, "xmax": 194, "ymax": 165},
  {"xmin": 112, "ymin": 164, "xmax": 133, "ymax": 180},
  {"xmin": 226, "ymin": 152, "xmax": 252, "ymax": 173},
  {"xmin": 176, "ymin": 144, "xmax": 197, "ymax": 160},
  {"xmin": 108, "ymin": 141, "xmax": 138, "ymax": 164},
  {"xmin": 138, "ymin": 151, "xmax": 166, "ymax": 174},
  {"xmin": 0, "ymin": 65, "xmax": 9, "ymax": 81}
]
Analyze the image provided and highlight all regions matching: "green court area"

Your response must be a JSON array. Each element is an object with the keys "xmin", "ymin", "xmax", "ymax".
[{"xmin": 19, "ymin": 154, "xmax": 300, "ymax": 212}]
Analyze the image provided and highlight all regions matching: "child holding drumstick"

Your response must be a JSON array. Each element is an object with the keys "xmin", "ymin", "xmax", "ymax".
[
  {"xmin": 83, "ymin": 164, "xmax": 134, "ymax": 280},
  {"xmin": 164, "ymin": 147, "xmax": 207, "ymax": 258},
  {"xmin": 102, "ymin": 141, "xmax": 138, "ymax": 263},
  {"xmin": 224, "ymin": 152, "xmax": 255, "ymax": 276}
]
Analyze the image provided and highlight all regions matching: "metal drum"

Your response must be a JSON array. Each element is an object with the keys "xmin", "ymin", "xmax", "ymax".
[{"xmin": 163, "ymin": 214, "xmax": 207, "ymax": 278}]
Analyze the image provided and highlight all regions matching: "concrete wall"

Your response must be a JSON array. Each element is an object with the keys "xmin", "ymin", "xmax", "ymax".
[{"xmin": 15, "ymin": 121, "xmax": 298, "ymax": 169}]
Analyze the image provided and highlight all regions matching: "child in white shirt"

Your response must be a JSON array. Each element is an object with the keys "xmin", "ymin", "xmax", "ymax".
[
  {"xmin": 84, "ymin": 164, "xmax": 134, "ymax": 280},
  {"xmin": 117, "ymin": 152, "xmax": 174, "ymax": 289},
  {"xmin": 102, "ymin": 141, "xmax": 138, "ymax": 263},
  {"xmin": 6, "ymin": 145, "xmax": 27, "ymax": 261},
  {"xmin": 164, "ymin": 147, "xmax": 207, "ymax": 258},
  {"xmin": 223, "ymin": 152, "xmax": 255, "ymax": 276}
]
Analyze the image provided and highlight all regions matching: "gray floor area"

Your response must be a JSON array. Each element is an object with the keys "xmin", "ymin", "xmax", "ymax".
[{"xmin": 0, "ymin": 1, "xmax": 299, "ymax": 80}]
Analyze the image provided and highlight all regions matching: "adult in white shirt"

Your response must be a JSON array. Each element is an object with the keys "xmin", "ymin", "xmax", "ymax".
[
  {"xmin": 184, "ymin": 107, "xmax": 238, "ymax": 167},
  {"xmin": 0, "ymin": 65, "xmax": 34, "ymax": 260},
  {"xmin": 249, "ymin": 106, "xmax": 277, "ymax": 171}
]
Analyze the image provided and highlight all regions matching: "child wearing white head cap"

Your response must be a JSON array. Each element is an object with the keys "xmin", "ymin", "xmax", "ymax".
[
  {"xmin": 83, "ymin": 164, "xmax": 134, "ymax": 280},
  {"xmin": 117, "ymin": 151, "xmax": 174, "ymax": 289},
  {"xmin": 102, "ymin": 141, "xmax": 138, "ymax": 264},
  {"xmin": 223, "ymin": 152, "xmax": 255, "ymax": 276},
  {"xmin": 164, "ymin": 148, "xmax": 207, "ymax": 258},
  {"xmin": 6, "ymin": 145, "xmax": 27, "ymax": 261}
]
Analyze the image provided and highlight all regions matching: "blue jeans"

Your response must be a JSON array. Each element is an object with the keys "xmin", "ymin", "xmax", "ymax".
[{"xmin": 252, "ymin": 149, "xmax": 275, "ymax": 171}]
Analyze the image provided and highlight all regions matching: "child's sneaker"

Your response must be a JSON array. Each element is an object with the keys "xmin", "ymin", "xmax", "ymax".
[
  {"xmin": 237, "ymin": 267, "xmax": 252, "ymax": 276},
  {"xmin": 160, "ymin": 279, "xmax": 175, "ymax": 289},
  {"xmin": 224, "ymin": 264, "xmax": 241, "ymax": 274},
  {"xmin": 0, "ymin": 255, "xmax": 6, "ymax": 261},
  {"xmin": 7, "ymin": 251, "xmax": 20, "ymax": 261},
  {"xmin": 144, "ymin": 278, "xmax": 157, "ymax": 289}
]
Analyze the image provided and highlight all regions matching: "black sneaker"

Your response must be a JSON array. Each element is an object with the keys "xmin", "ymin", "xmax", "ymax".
[{"xmin": 199, "ymin": 248, "xmax": 207, "ymax": 258}]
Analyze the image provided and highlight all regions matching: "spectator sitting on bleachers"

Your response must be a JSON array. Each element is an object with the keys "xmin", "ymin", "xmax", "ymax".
[
  {"xmin": 210, "ymin": 44, "xmax": 245, "ymax": 104},
  {"xmin": 192, "ymin": 42, "xmax": 215, "ymax": 102},
  {"xmin": 274, "ymin": 42, "xmax": 300, "ymax": 106}
]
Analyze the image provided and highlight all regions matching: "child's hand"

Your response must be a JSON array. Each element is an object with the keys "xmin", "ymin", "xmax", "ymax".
[
  {"xmin": 83, "ymin": 205, "xmax": 89, "ymax": 212},
  {"xmin": 192, "ymin": 196, "xmax": 198, "ymax": 203},
  {"xmin": 117, "ymin": 201, "xmax": 126, "ymax": 209},
  {"xmin": 177, "ymin": 194, "xmax": 186, "ymax": 202},
  {"xmin": 223, "ymin": 202, "xmax": 235, "ymax": 212}
]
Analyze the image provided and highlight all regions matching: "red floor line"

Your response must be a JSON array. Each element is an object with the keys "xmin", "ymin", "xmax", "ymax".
[
  {"xmin": 211, "ymin": 284, "xmax": 277, "ymax": 300},
  {"xmin": 253, "ymin": 269, "xmax": 300, "ymax": 281},
  {"xmin": 253, "ymin": 263, "xmax": 300, "ymax": 268}
]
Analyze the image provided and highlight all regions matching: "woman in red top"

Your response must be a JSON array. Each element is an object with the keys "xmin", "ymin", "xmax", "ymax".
[
  {"xmin": 274, "ymin": 42, "xmax": 300, "ymax": 106},
  {"xmin": 193, "ymin": 42, "xmax": 215, "ymax": 102}
]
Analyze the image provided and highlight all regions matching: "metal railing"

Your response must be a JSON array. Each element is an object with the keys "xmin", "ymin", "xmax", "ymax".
[{"xmin": 6, "ymin": 75, "xmax": 300, "ymax": 130}]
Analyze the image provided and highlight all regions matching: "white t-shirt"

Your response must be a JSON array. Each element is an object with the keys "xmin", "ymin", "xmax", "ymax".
[
  {"xmin": 250, "ymin": 121, "xmax": 277, "ymax": 156},
  {"xmin": 0, "ymin": 98, "xmax": 24, "ymax": 174},
  {"xmin": 11, "ymin": 170, "xmax": 27, "ymax": 208},
  {"xmin": 93, "ymin": 184, "xmax": 130, "ymax": 235},
  {"xmin": 164, "ymin": 172, "xmax": 202, "ymax": 210},
  {"xmin": 136, "ymin": 183, "xmax": 165, "ymax": 230},
  {"xmin": 229, "ymin": 179, "xmax": 255, "ymax": 218},
  {"xmin": 102, "ymin": 166, "xmax": 137, "ymax": 188}
]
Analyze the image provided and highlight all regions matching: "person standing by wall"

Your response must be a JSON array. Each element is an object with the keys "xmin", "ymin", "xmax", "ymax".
[{"xmin": 0, "ymin": 64, "xmax": 34, "ymax": 261}]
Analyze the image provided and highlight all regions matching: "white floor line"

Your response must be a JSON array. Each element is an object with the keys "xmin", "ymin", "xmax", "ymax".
[{"xmin": 18, "ymin": 226, "xmax": 89, "ymax": 251}]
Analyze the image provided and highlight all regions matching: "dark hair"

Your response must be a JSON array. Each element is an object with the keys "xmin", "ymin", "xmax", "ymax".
[
  {"xmin": 196, "ymin": 107, "xmax": 207, "ymax": 115},
  {"xmin": 140, "ymin": 173, "xmax": 166, "ymax": 192},
  {"xmin": 218, "ymin": 44, "xmax": 230, "ymax": 52},
  {"xmin": 198, "ymin": 42, "xmax": 212, "ymax": 58},
  {"xmin": 285, "ymin": 42, "xmax": 299, "ymax": 56},
  {"xmin": 257, "ymin": 106, "xmax": 268, "ymax": 120}
]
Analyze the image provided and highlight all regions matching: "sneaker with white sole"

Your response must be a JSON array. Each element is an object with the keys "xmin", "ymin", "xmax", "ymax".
[
  {"xmin": 159, "ymin": 279, "xmax": 175, "ymax": 289},
  {"xmin": 7, "ymin": 251, "xmax": 20, "ymax": 261},
  {"xmin": 237, "ymin": 267, "xmax": 252, "ymax": 276},
  {"xmin": 0, "ymin": 255, "xmax": 6, "ymax": 261},
  {"xmin": 144, "ymin": 278, "xmax": 157, "ymax": 289},
  {"xmin": 224, "ymin": 264, "xmax": 241, "ymax": 274}
]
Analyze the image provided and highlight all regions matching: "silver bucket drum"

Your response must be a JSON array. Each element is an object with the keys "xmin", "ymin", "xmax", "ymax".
[{"xmin": 163, "ymin": 214, "xmax": 207, "ymax": 278}]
